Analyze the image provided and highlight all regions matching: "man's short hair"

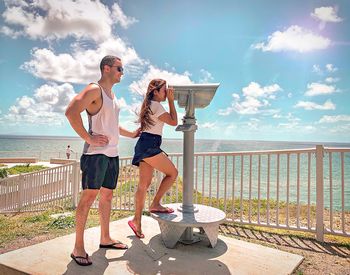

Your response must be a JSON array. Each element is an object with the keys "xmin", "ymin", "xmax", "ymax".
[{"xmin": 100, "ymin": 55, "xmax": 121, "ymax": 73}]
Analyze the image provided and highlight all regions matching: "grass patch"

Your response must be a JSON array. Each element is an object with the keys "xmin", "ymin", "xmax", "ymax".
[
  {"xmin": 49, "ymin": 216, "xmax": 75, "ymax": 229},
  {"xmin": 0, "ymin": 208, "xmax": 132, "ymax": 248},
  {"xmin": 6, "ymin": 165, "xmax": 48, "ymax": 175},
  {"xmin": 0, "ymin": 164, "xmax": 48, "ymax": 178}
]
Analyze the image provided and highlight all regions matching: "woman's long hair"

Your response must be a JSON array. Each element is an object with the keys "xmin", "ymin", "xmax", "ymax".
[{"xmin": 139, "ymin": 79, "xmax": 166, "ymax": 131}]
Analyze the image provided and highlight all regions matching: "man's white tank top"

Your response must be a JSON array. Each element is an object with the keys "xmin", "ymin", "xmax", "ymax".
[{"xmin": 83, "ymin": 83, "xmax": 120, "ymax": 157}]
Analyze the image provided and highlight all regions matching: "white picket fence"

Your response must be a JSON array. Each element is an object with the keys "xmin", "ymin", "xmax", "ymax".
[
  {"xmin": 0, "ymin": 145, "xmax": 349, "ymax": 242},
  {"xmin": 0, "ymin": 163, "xmax": 80, "ymax": 212}
]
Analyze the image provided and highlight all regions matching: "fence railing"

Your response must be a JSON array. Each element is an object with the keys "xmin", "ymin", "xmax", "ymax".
[
  {"xmin": 0, "ymin": 150, "xmax": 81, "ymax": 161},
  {"xmin": 0, "ymin": 162, "xmax": 80, "ymax": 212},
  {"xmin": 0, "ymin": 145, "xmax": 349, "ymax": 242}
]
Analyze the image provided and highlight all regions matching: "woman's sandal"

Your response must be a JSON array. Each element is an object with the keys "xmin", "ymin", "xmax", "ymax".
[{"xmin": 128, "ymin": 220, "xmax": 145, "ymax": 238}]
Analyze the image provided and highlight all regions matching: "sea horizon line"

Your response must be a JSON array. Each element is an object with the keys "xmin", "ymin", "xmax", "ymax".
[{"xmin": 0, "ymin": 134, "xmax": 350, "ymax": 146}]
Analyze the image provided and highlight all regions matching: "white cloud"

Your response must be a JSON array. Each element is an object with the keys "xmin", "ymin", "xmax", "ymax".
[
  {"xmin": 116, "ymin": 97, "xmax": 127, "ymax": 109},
  {"xmin": 200, "ymin": 122, "xmax": 216, "ymax": 129},
  {"xmin": 22, "ymin": 37, "xmax": 145, "ymax": 84},
  {"xmin": 253, "ymin": 25, "xmax": 331, "ymax": 53},
  {"xmin": 319, "ymin": 115, "xmax": 350, "ymax": 123},
  {"xmin": 278, "ymin": 121, "xmax": 299, "ymax": 129},
  {"xmin": 279, "ymin": 123, "xmax": 316, "ymax": 132},
  {"xmin": 305, "ymin": 82, "xmax": 336, "ymax": 96},
  {"xmin": 242, "ymin": 82, "xmax": 281, "ymax": 98},
  {"xmin": 199, "ymin": 69, "xmax": 214, "ymax": 83},
  {"xmin": 312, "ymin": 63, "xmax": 339, "ymax": 76},
  {"xmin": 129, "ymin": 65, "xmax": 193, "ymax": 96},
  {"xmin": 286, "ymin": 112, "xmax": 301, "ymax": 122},
  {"xmin": 1, "ymin": 0, "xmax": 136, "ymax": 42},
  {"xmin": 312, "ymin": 64, "xmax": 322, "ymax": 74},
  {"xmin": 273, "ymin": 112, "xmax": 301, "ymax": 122},
  {"xmin": 247, "ymin": 118, "xmax": 260, "ymax": 130},
  {"xmin": 329, "ymin": 124, "xmax": 350, "ymax": 134},
  {"xmin": 325, "ymin": 77, "xmax": 339, "ymax": 83},
  {"xmin": 311, "ymin": 6, "xmax": 343, "ymax": 23},
  {"xmin": 218, "ymin": 82, "xmax": 282, "ymax": 115},
  {"xmin": 294, "ymin": 100, "xmax": 335, "ymax": 110},
  {"xmin": 120, "ymin": 100, "xmax": 142, "ymax": 119},
  {"xmin": 325, "ymin": 64, "xmax": 338, "ymax": 72},
  {"xmin": 111, "ymin": 3, "xmax": 138, "ymax": 29},
  {"xmin": 3, "ymin": 83, "xmax": 77, "ymax": 125},
  {"xmin": 0, "ymin": 25, "xmax": 23, "ymax": 38}
]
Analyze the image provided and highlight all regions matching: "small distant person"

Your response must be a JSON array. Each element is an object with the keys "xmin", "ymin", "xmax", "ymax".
[
  {"xmin": 65, "ymin": 55, "xmax": 140, "ymax": 266},
  {"xmin": 66, "ymin": 145, "xmax": 74, "ymax": 159},
  {"xmin": 128, "ymin": 79, "xmax": 178, "ymax": 238}
]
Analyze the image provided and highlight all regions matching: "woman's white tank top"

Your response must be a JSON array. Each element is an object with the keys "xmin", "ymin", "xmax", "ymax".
[{"xmin": 83, "ymin": 83, "xmax": 120, "ymax": 157}]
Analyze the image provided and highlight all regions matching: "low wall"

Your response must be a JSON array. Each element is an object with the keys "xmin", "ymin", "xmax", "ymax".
[
  {"xmin": 50, "ymin": 158, "xmax": 76, "ymax": 164},
  {"xmin": 0, "ymin": 157, "xmax": 38, "ymax": 163}
]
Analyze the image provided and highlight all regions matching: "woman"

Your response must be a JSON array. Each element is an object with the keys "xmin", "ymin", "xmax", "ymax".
[{"xmin": 128, "ymin": 79, "xmax": 178, "ymax": 238}]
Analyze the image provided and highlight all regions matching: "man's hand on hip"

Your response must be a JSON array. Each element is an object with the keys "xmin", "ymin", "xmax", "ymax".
[{"xmin": 87, "ymin": 134, "xmax": 109, "ymax": 146}]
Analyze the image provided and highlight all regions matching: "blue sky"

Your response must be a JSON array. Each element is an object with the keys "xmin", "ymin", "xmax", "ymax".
[{"xmin": 0, "ymin": 0, "xmax": 349, "ymax": 142}]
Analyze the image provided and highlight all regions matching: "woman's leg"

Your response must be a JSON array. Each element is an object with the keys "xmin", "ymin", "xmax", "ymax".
[
  {"xmin": 132, "ymin": 161, "xmax": 154, "ymax": 234},
  {"xmin": 143, "ymin": 153, "xmax": 178, "ymax": 210}
]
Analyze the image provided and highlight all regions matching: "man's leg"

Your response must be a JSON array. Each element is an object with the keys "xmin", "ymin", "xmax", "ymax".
[
  {"xmin": 99, "ymin": 187, "xmax": 113, "ymax": 243},
  {"xmin": 72, "ymin": 189, "xmax": 99, "ymax": 263},
  {"xmin": 99, "ymin": 187, "xmax": 128, "ymax": 248}
]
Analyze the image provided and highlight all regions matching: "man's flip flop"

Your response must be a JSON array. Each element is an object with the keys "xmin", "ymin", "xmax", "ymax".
[
  {"xmin": 128, "ymin": 220, "xmax": 145, "ymax": 238},
  {"xmin": 99, "ymin": 242, "xmax": 128, "ymax": 250},
  {"xmin": 70, "ymin": 253, "xmax": 92, "ymax": 266},
  {"xmin": 150, "ymin": 207, "xmax": 174, "ymax": 214}
]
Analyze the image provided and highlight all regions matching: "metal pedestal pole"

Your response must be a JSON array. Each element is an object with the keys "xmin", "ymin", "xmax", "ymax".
[{"xmin": 151, "ymin": 99, "xmax": 226, "ymax": 248}]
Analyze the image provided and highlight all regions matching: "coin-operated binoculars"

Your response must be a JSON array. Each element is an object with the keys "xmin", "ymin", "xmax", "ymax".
[{"xmin": 151, "ymin": 83, "xmax": 226, "ymax": 248}]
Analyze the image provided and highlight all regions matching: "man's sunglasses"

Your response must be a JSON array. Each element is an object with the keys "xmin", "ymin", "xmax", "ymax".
[{"xmin": 108, "ymin": 65, "xmax": 124, "ymax": 73}]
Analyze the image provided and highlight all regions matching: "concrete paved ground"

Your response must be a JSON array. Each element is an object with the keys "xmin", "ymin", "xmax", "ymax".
[{"xmin": 0, "ymin": 216, "xmax": 303, "ymax": 275}]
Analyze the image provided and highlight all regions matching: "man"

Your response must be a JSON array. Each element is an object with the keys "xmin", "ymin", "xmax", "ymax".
[
  {"xmin": 66, "ymin": 145, "xmax": 73, "ymax": 159},
  {"xmin": 65, "ymin": 55, "xmax": 140, "ymax": 266}
]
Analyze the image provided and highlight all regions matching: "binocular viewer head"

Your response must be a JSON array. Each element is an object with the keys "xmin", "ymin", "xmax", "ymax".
[{"xmin": 170, "ymin": 83, "xmax": 220, "ymax": 118}]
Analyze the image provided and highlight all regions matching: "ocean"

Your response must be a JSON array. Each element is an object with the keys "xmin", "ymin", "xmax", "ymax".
[
  {"xmin": 1, "ymin": 135, "xmax": 350, "ymax": 158},
  {"xmin": 1, "ymin": 135, "xmax": 349, "ymax": 210}
]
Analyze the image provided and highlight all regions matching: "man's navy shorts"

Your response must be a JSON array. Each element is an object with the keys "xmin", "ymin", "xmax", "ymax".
[{"xmin": 80, "ymin": 154, "xmax": 119, "ymax": 190}]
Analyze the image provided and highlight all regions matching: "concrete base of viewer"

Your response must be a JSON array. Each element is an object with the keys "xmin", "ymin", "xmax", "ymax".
[
  {"xmin": 151, "ymin": 203, "xmax": 226, "ymax": 248},
  {"xmin": 0, "ymin": 216, "xmax": 303, "ymax": 275}
]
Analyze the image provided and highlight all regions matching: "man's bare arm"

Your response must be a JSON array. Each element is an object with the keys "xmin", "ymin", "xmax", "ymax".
[
  {"xmin": 65, "ymin": 85, "xmax": 109, "ymax": 146},
  {"xmin": 119, "ymin": 126, "xmax": 141, "ymax": 138}
]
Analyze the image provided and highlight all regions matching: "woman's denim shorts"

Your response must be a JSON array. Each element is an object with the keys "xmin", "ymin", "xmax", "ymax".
[{"xmin": 132, "ymin": 132, "xmax": 167, "ymax": 166}]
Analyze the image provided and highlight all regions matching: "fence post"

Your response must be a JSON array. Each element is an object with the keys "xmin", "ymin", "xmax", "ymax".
[
  {"xmin": 316, "ymin": 145, "xmax": 324, "ymax": 242},
  {"xmin": 72, "ymin": 161, "xmax": 80, "ymax": 208},
  {"xmin": 18, "ymin": 174, "xmax": 25, "ymax": 212}
]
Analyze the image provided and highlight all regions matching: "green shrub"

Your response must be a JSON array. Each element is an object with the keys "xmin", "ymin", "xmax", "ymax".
[
  {"xmin": 0, "ymin": 168, "xmax": 8, "ymax": 179},
  {"xmin": 49, "ymin": 215, "xmax": 75, "ymax": 229},
  {"xmin": 7, "ymin": 165, "xmax": 47, "ymax": 175},
  {"xmin": 24, "ymin": 213, "xmax": 50, "ymax": 223}
]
